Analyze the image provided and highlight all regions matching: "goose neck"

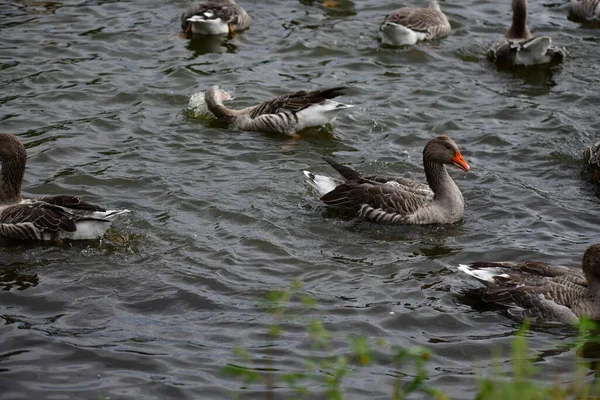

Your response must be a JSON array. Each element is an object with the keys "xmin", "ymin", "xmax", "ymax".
[{"xmin": 0, "ymin": 153, "xmax": 25, "ymax": 205}]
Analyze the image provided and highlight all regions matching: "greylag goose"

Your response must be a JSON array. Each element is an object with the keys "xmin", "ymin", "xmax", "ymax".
[
  {"xmin": 303, "ymin": 135, "xmax": 470, "ymax": 225},
  {"xmin": 583, "ymin": 142, "xmax": 600, "ymax": 183},
  {"xmin": 0, "ymin": 133, "xmax": 130, "ymax": 241},
  {"xmin": 379, "ymin": 1, "xmax": 451, "ymax": 46},
  {"xmin": 457, "ymin": 244, "xmax": 600, "ymax": 324},
  {"xmin": 570, "ymin": 0, "xmax": 600, "ymax": 21},
  {"xmin": 181, "ymin": 0, "xmax": 251, "ymax": 35},
  {"xmin": 488, "ymin": 0, "xmax": 566, "ymax": 66},
  {"xmin": 205, "ymin": 86, "xmax": 352, "ymax": 135}
]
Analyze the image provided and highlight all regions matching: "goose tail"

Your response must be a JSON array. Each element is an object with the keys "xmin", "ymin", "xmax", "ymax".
[{"xmin": 303, "ymin": 171, "xmax": 338, "ymax": 197}]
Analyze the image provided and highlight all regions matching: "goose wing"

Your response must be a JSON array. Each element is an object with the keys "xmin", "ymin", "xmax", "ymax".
[
  {"xmin": 320, "ymin": 179, "xmax": 429, "ymax": 218},
  {"xmin": 249, "ymin": 87, "xmax": 347, "ymax": 119},
  {"xmin": 36, "ymin": 195, "xmax": 106, "ymax": 212},
  {"xmin": 0, "ymin": 202, "xmax": 78, "ymax": 240}
]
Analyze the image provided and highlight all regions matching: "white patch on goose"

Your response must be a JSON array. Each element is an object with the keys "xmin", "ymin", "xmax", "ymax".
[
  {"xmin": 295, "ymin": 100, "xmax": 353, "ymax": 130},
  {"xmin": 380, "ymin": 23, "xmax": 427, "ymax": 46},
  {"xmin": 457, "ymin": 264, "xmax": 510, "ymax": 283},
  {"xmin": 303, "ymin": 171, "xmax": 338, "ymax": 196},
  {"xmin": 187, "ymin": 16, "xmax": 229, "ymax": 35}
]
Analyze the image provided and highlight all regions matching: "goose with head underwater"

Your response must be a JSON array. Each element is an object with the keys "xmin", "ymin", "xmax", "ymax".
[
  {"xmin": 181, "ymin": 0, "xmax": 251, "ymax": 35},
  {"xmin": 304, "ymin": 135, "xmax": 470, "ymax": 225},
  {"xmin": 489, "ymin": 0, "xmax": 566, "ymax": 66},
  {"xmin": 205, "ymin": 86, "xmax": 352, "ymax": 135},
  {"xmin": 0, "ymin": 133, "xmax": 130, "ymax": 241},
  {"xmin": 457, "ymin": 243, "xmax": 600, "ymax": 324},
  {"xmin": 379, "ymin": 1, "xmax": 451, "ymax": 46}
]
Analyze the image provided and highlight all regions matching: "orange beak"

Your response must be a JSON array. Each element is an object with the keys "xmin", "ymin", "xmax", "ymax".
[
  {"xmin": 185, "ymin": 25, "xmax": 191, "ymax": 34},
  {"xmin": 451, "ymin": 151, "xmax": 470, "ymax": 172}
]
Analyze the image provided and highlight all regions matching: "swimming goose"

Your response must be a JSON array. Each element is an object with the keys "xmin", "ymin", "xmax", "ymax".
[
  {"xmin": 181, "ymin": 0, "xmax": 251, "ymax": 35},
  {"xmin": 205, "ymin": 86, "xmax": 352, "ymax": 135},
  {"xmin": 0, "ymin": 133, "xmax": 130, "ymax": 241},
  {"xmin": 570, "ymin": 0, "xmax": 600, "ymax": 21},
  {"xmin": 379, "ymin": 1, "xmax": 451, "ymax": 46},
  {"xmin": 583, "ymin": 142, "xmax": 600, "ymax": 183},
  {"xmin": 457, "ymin": 244, "xmax": 600, "ymax": 324},
  {"xmin": 303, "ymin": 135, "xmax": 470, "ymax": 225},
  {"xmin": 488, "ymin": 0, "xmax": 566, "ymax": 66}
]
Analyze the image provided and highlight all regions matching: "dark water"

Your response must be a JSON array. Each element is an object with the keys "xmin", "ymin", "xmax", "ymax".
[{"xmin": 1, "ymin": 0, "xmax": 600, "ymax": 398}]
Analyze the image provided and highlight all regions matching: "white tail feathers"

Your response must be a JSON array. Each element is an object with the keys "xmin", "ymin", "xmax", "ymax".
[
  {"xmin": 457, "ymin": 264, "xmax": 510, "ymax": 283},
  {"xmin": 303, "ymin": 171, "xmax": 338, "ymax": 196}
]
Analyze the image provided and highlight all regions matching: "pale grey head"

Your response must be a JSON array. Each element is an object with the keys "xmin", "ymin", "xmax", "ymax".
[
  {"xmin": 0, "ymin": 133, "xmax": 27, "ymax": 205},
  {"xmin": 423, "ymin": 135, "xmax": 470, "ymax": 172}
]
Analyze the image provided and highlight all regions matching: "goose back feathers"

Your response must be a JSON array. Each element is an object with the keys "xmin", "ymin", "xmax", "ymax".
[
  {"xmin": 205, "ymin": 86, "xmax": 352, "ymax": 135},
  {"xmin": 0, "ymin": 133, "xmax": 130, "ymax": 241},
  {"xmin": 457, "ymin": 244, "xmax": 600, "ymax": 324},
  {"xmin": 380, "ymin": 1, "xmax": 451, "ymax": 46},
  {"xmin": 304, "ymin": 135, "xmax": 470, "ymax": 225},
  {"xmin": 181, "ymin": 0, "xmax": 251, "ymax": 35}
]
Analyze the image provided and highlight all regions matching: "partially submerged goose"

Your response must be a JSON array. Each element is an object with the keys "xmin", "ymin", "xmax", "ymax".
[
  {"xmin": 181, "ymin": 0, "xmax": 251, "ymax": 35},
  {"xmin": 380, "ymin": 1, "xmax": 451, "ymax": 46},
  {"xmin": 0, "ymin": 133, "xmax": 130, "ymax": 241},
  {"xmin": 303, "ymin": 135, "xmax": 470, "ymax": 225},
  {"xmin": 570, "ymin": 0, "xmax": 600, "ymax": 21},
  {"xmin": 583, "ymin": 142, "xmax": 600, "ymax": 183},
  {"xmin": 205, "ymin": 86, "xmax": 352, "ymax": 135},
  {"xmin": 489, "ymin": 0, "xmax": 566, "ymax": 66},
  {"xmin": 457, "ymin": 244, "xmax": 600, "ymax": 324}
]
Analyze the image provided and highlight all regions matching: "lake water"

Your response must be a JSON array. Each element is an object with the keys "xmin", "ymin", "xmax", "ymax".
[{"xmin": 1, "ymin": 0, "xmax": 600, "ymax": 399}]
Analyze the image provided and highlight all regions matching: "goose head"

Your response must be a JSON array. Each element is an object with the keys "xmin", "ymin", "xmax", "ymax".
[{"xmin": 423, "ymin": 135, "xmax": 470, "ymax": 172}]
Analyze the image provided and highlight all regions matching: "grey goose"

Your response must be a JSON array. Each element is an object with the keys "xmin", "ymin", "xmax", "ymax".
[
  {"xmin": 205, "ymin": 86, "xmax": 352, "ymax": 135},
  {"xmin": 570, "ymin": 0, "xmax": 600, "ymax": 21},
  {"xmin": 0, "ymin": 133, "xmax": 130, "ymax": 241},
  {"xmin": 304, "ymin": 135, "xmax": 470, "ymax": 225},
  {"xmin": 489, "ymin": 0, "xmax": 566, "ymax": 66},
  {"xmin": 380, "ymin": 1, "xmax": 451, "ymax": 46},
  {"xmin": 458, "ymin": 244, "xmax": 600, "ymax": 324}
]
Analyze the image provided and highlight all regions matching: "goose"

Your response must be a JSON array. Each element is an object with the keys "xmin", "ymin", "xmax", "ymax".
[
  {"xmin": 181, "ymin": 0, "xmax": 251, "ymax": 35},
  {"xmin": 570, "ymin": 0, "xmax": 600, "ymax": 21},
  {"xmin": 488, "ymin": 0, "xmax": 566, "ymax": 66},
  {"xmin": 379, "ymin": 1, "xmax": 451, "ymax": 46},
  {"xmin": 303, "ymin": 135, "xmax": 470, "ymax": 225},
  {"xmin": 0, "ymin": 133, "xmax": 130, "ymax": 241},
  {"xmin": 583, "ymin": 142, "xmax": 600, "ymax": 183},
  {"xmin": 204, "ymin": 86, "xmax": 352, "ymax": 135},
  {"xmin": 457, "ymin": 244, "xmax": 600, "ymax": 324}
]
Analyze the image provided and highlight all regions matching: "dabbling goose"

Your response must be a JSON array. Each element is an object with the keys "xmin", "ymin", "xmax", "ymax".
[
  {"xmin": 457, "ymin": 244, "xmax": 600, "ymax": 324},
  {"xmin": 303, "ymin": 135, "xmax": 470, "ymax": 225},
  {"xmin": 181, "ymin": 0, "xmax": 251, "ymax": 35},
  {"xmin": 379, "ymin": 1, "xmax": 451, "ymax": 46},
  {"xmin": 205, "ymin": 86, "xmax": 352, "ymax": 135},
  {"xmin": 570, "ymin": 0, "xmax": 600, "ymax": 21},
  {"xmin": 583, "ymin": 142, "xmax": 600, "ymax": 183},
  {"xmin": 0, "ymin": 133, "xmax": 130, "ymax": 241},
  {"xmin": 489, "ymin": 0, "xmax": 566, "ymax": 66}
]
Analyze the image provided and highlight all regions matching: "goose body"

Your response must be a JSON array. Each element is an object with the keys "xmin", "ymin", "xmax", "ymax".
[
  {"xmin": 181, "ymin": 0, "xmax": 251, "ymax": 35},
  {"xmin": 205, "ymin": 86, "xmax": 352, "ymax": 135},
  {"xmin": 0, "ymin": 133, "xmax": 130, "ymax": 241},
  {"xmin": 570, "ymin": 0, "xmax": 600, "ymax": 20},
  {"xmin": 303, "ymin": 135, "xmax": 470, "ymax": 225},
  {"xmin": 380, "ymin": 1, "xmax": 451, "ymax": 46},
  {"xmin": 457, "ymin": 244, "xmax": 600, "ymax": 324},
  {"xmin": 489, "ymin": 0, "xmax": 566, "ymax": 66}
]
